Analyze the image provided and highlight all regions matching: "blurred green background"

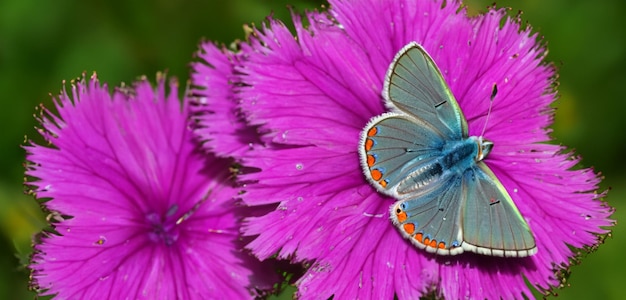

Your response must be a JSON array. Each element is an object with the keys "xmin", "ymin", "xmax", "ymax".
[{"xmin": 0, "ymin": 0, "xmax": 623, "ymax": 299}]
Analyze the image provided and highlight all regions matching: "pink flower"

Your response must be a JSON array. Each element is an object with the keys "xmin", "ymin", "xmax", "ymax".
[
  {"xmin": 192, "ymin": 1, "xmax": 614, "ymax": 298},
  {"xmin": 26, "ymin": 74, "xmax": 273, "ymax": 299}
]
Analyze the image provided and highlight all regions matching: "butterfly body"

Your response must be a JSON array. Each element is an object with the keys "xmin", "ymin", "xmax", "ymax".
[{"xmin": 359, "ymin": 42, "xmax": 537, "ymax": 257}]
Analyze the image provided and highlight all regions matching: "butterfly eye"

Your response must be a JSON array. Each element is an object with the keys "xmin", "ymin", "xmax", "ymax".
[{"xmin": 481, "ymin": 140, "xmax": 494, "ymax": 158}]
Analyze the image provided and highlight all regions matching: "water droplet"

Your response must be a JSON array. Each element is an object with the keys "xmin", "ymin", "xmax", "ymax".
[
  {"xmin": 295, "ymin": 163, "xmax": 304, "ymax": 170},
  {"xmin": 386, "ymin": 261, "xmax": 393, "ymax": 268},
  {"xmin": 535, "ymin": 159, "xmax": 542, "ymax": 163},
  {"xmin": 585, "ymin": 215, "xmax": 591, "ymax": 220},
  {"xmin": 513, "ymin": 188, "xmax": 518, "ymax": 193},
  {"xmin": 282, "ymin": 131, "xmax": 289, "ymax": 140},
  {"xmin": 99, "ymin": 276, "xmax": 109, "ymax": 281}
]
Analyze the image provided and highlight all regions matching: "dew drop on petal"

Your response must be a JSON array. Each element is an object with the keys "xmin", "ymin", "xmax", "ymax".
[
  {"xmin": 295, "ymin": 163, "xmax": 304, "ymax": 170},
  {"xmin": 513, "ymin": 188, "xmax": 518, "ymax": 193},
  {"xmin": 99, "ymin": 276, "xmax": 109, "ymax": 281},
  {"xmin": 297, "ymin": 196, "xmax": 304, "ymax": 202}
]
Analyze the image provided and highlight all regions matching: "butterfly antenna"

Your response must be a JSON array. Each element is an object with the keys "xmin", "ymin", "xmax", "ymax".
[{"xmin": 480, "ymin": 83, "xmax": 497, "ymax": 138}]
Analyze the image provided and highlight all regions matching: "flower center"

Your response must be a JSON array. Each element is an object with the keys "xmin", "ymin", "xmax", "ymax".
[{"xmin": 145, "ymin": 207, "xmax": 181, "ymax": 246}]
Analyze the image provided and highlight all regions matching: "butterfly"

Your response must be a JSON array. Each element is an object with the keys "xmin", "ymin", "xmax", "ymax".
[{"xmin": 358, "ymin": 42, "xmax": 537, "ymax": 257}]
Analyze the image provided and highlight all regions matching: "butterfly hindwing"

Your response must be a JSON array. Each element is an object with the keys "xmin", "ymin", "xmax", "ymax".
[
  {"xmin": 384, "ymin": 42, "xmax": 468, "ymax": 140},
  {"xmin": 359, "ymin": 113, "xmax": 445, "ymax": 197},
  {"xmin": 390, "ymin": 174, "xmax": 465, "ymax": 255},
  {"xmin": 460, "ymin": 162, "xmax": 537, "ymax": 257}
]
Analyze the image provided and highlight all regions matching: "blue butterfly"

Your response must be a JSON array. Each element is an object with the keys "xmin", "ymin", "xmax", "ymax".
[{"xmin": 359, "ymin": 42, "xmax": 537, "ymax": 257}]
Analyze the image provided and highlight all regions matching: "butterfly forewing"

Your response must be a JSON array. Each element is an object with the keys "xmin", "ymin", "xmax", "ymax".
[
  {"xmin": 460, "ymin": 163, "xmax": 537, "ymax": 257},
  {"xmin": 384, "ymin": 42, "xmax": 468, "ymax": 140}
]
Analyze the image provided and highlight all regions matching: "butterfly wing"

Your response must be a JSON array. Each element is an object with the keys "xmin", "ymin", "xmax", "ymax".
[
  {"xmin": 383, "ymin": 42, "xmax": 467, "ymax": 140},
  {"xmin": 460, "ymin": 162, "xmax": 537, "ymax": 257},
  {"xmin": 389, "ymin": 173, "xmax": 465, "ymax": 255},
  {"xmin": 359, "ymin": 113, "xmax": 446, "ymax": 197}
]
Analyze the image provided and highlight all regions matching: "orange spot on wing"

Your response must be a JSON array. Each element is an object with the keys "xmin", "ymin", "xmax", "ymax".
[
  {"xmin": 414, "ymin": 233, "xmax": 423, "ymax": 243},
  {"xmin": 365, "ymin": 138, "xmax": 374, "ymax": 151},
  {"xmin": 367, "ymin": 126, "xmax": 378, "ymax": 137},
  {"xmin": 423, "ymin": 237, "xmax": 431, "ymax": 246},
  {"xmin": 403, "ymin": 223, "xmax": 415, "ymax": 235},
  {"xmin": 370, "ymin": 169, "xmax": 382, "ymax": 181},
  {"xmin": 396, "ymin": 211, "xmax": 407, "ymax": 223},
  {"xmin": 378, "ymin": 179, "xmax": 387, "ymax": 188},
  {"xmin": 367, "ymin": 154, "xmax": 376, "ymax": 167},
  {"xmin": 438, "ymin": 242, "xmax": 446, "ymax": 249},
  {"xmin": 429, "ymin": 239, "xmax": 438, "ymax": 248}
]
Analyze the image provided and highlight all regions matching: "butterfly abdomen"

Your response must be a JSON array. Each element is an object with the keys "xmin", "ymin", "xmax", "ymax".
[{"xmin": 395, "ymin": 139, "xmax": 479, "ymax": 196}]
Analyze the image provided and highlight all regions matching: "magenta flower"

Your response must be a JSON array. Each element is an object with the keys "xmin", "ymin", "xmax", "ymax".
[
  {"xmin": 192, "ymin": 1, "xmax": 614, "ymax": 299},
  {"xmin": 26, "ymin": 74, "xmax": 274, "ymax": 299}
]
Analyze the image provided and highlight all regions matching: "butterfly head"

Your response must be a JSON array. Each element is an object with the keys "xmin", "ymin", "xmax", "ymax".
[{"xmin": 473, "ymin": 136, "xmax": 493, "ymax": 162}]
